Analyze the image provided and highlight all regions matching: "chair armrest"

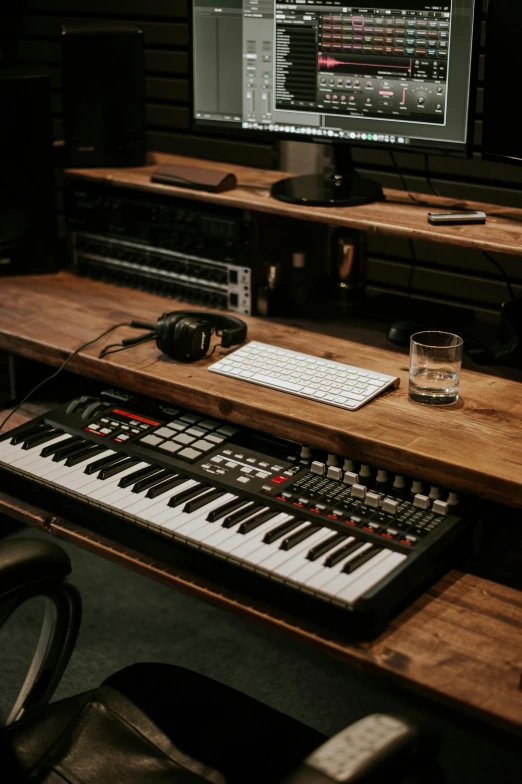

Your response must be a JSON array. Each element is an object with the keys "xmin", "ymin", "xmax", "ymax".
[
  {"xmin": 0, "ymin": 539, "xmax": 81, "ymax": 727},
  {"xmin": 0, "ymin": 538, "xmax": 71, "ymax": 604},
  {"xmin": 282, "ymin": 713, "xmax": 442, "ymax": 784}
]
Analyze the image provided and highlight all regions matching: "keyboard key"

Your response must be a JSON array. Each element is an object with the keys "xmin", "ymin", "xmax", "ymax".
[
  {"xmin": 119, "ymin": 465, "xmax": 160, "ymax": 488},
  {"xmin": 146, "ymin": 475, "xmax": 187, "ymax": 499}
]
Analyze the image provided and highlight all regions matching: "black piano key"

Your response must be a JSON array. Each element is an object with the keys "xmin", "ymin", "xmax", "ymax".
[
  {"xmin": 324, "ymin": 539, "xmax": 362, "ymax": 567},
  {"xmin": 280, "ymin": 524, "xmax": 322, "ymax": 551},
  {"xmin": 11, "ymin": 423, "xmax": 53, "ymax": 445},
  {"xmin": 146, "ymin": 475, "xmax": 187, "ymax": 499},
  {"xmin": 118, "ymin": 465, "xmax": 159, "ymax": 488},
  {"xmin": 307, "ymin": 533, "xmax": 346, "ymax": 562},
  {"xmin": 99, "ymin": 457, "xmax": 140, "ymax": 480},
  {"xmin": 22, "ymin": 429, "xmax": 63, "ymax": 450},
  {"xmin": 84, "ymin": 453, "xmax": 127, "ymax": 475},
  {"xmin": 168, "ymin": 483, "xmax": 211, "ymax": 508},
  {"xmin": 263, "ymin": 518, "xmax": 302, "ymax": 545},
  {"xmin": 41, "ymin": 435, "xmax": 83, "ymax": 458},
  {"xmin": 206, "ymin": 497, "xmax": 244, "ymax": 522},
  {"xmin": 239, "ymin": 509, "xmax": 281, "ymax": 535},
  {"xmin": 132, "ymin": 469, "xmax": 176, "ymax": 494},
  {"xmin": 65, "ymin": 444, "xmax": 106, "ymax": 467},
  {"xmin": 52, "ymin": 440, "xmax": 90, "ymax": 463},
  {"xmin": 342, "ymin": 546, "xmax": 383, "ymax": 574},
  {"xmin": 183, "ymin": 489, "xmax": 224, "ymax": 514},
  {"xmin": 222, "ymin": 502, "xmax": 260, "ymax": 528}
]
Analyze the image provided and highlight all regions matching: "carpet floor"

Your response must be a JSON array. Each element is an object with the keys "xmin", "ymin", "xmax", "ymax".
[{"xmin": 1, "ymin": 527, "xmax": 520, "ymax": 783}]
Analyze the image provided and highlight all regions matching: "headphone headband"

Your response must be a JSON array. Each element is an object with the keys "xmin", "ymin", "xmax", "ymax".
[{"xmin": 159, "ymin": 310, "xmax": 247, "ymax": 349}]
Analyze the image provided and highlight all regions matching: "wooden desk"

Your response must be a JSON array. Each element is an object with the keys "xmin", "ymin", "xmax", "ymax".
[
  {"xmin": 1, "ymin": 272, "xmax": 522, "ymax": 508},
  {"xmin": 67, "ymin": 152, "xmax": 522, "ymax": 257},
  {"xmin": 2, "ymin": 331, "xmax": 522, "ymax": 739},
  {"xmin": 1, "ymin": 405, "xmax": 521, "ymax": 739}
]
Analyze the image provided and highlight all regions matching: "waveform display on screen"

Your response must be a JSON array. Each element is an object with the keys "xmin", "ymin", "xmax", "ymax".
[
  {"xmin": 317, "ymin": 53, "xmax": 413, "ymax": 76},
  {"xmin": 318, "ymin": 54, "xmax": 346, "ymax": 69}
]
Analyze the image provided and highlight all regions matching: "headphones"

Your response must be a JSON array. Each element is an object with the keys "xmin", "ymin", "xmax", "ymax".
[{"xmin": 120, "ymin": 310, "xmax": 248, "ymax": 362}]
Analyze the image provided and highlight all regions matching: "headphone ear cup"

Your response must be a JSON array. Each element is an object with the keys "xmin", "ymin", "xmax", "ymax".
[
  {"xmin": 168, "ymin": 317, "xmax": 212, "ymax": 361},
  {"xmin": 155, "ymin": 313, "xmax": 185, "ymax": 356}
]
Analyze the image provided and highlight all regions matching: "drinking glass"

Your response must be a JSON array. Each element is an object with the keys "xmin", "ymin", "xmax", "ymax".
[{"xmin": 409, "ymin": 331, "xmax": 464, "ymax": 405}]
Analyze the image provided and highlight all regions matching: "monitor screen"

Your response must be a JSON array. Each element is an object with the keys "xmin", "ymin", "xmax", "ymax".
[{"xmin": 191, "ymin": 0, "xmax": 478, "ymax": 154}]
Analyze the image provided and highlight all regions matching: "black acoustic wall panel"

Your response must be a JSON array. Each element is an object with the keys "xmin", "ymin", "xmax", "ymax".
[{"xmin": 0, "ymin": 69, "xmax": 57, "ymax": 275}]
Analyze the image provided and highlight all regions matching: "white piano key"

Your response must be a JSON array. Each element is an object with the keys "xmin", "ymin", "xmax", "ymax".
[
  {"xmin": 264, "ymin": 529, "xmax": 337, "ymax": 576},
  {"xmin": 4, "ymin": 435, "xmax": 72, "ymax": 468},
  {"xmin": 167, "ymin": 494, "xmax": 237, "ymax": 537},
  {"xmin": 0, "ymin": 432, "xmax": 65, "ymax": 461},
  {"xmin": 224, "ymin": 513, "xmax": 295, "ymax": 559},
  {"xmin": 44, "ymin": 451, "xmax": 115, "ymax": 488},
  {"xmin": 88, "ymin": 463, "xmax": 153, "ymax": 502},
  {"xmin": 318, "ymin": 549, "xmax": 390, "ymax": 599},
  {"xmin": 145, "ymin": 481, "xmax": 201, "ymax": 526},
  {"xmin": 278, "ymin": 530, "xmax": 350, "ymax": 582},
  {"xmin": 302, "ymin": 542, "xmax": 372, "ymax": 592},
  {"xmin": 335, "ymin": 551, "xmax": 407, "ymax": 604}
]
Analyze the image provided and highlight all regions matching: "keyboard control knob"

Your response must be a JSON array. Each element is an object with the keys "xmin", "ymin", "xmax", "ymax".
[
  {"xmin": 413, "ymin": 494, "xmax": 430, "ymax": 510},
  {"xmin": 351, "ymin": 484, "xmax": 366, "ymax": 500},
  {"xmin": 343, "ymin": 471, "xmax": 359, "ymax": 486},
  {"xmin": 411, "ymin": 480, "xmax": 423, "ymax": 494},
  {"xmin": 343, "ymin": 458, "xmax": 355, "ymax": 472},
  {"xmin": 432, "ymin": 499, "xmax": 449, "ymax": 515},
  {"xmin": 429, "ymin": 485, "xmax": 441, "ymax": 500},
  {"xmin": 376, "ymin": 469, "xmax": 388, "ymax": 483},
  {"xmin": 365, "ymin": 491, "xmax": 380, "ymax": 508},
  {"xmin": 327, "ymin": 466, "xmax": 343, "ymax": 481},
  {"xmin": 300, "ymin": 446, "xmax": 312, "ymax": 459},
  {"xmin": 359, "ymin": 464, "xmax": 372, "ymax": 478},
  {"xmin": 382, "ymin": 498, "xmax": 399, "ymax": 515},
  {"xmin": 311, "ymin": 461, "xmax": 326, "ymax": 476},
  {"xmin": 327, "ymin": 453, "xmax": 338, "ymax": 466},
  {"xmin": 393, "ymin": 474, "xmax": 406, "ymax": 489},
  {"xmin": 448, "ymin": 492, "xmax": 459, "ymax": 506}
]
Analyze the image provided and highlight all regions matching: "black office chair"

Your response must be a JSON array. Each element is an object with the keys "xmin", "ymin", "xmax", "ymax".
[{"xmin": 0, "ymin": 538, "xmax": 444, "ymax": 784}]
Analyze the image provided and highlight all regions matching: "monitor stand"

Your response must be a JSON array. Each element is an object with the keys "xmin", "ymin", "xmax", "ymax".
[{"xmin": 271, "ymin": 143, "xmax": 384, "ymax": 207}]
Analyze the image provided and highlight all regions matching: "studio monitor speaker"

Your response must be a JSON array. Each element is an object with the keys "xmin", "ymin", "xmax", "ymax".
[
  {"xmin": 0, "ymin": 69, "xmax": 57, "ymax": 276},
  {"xmin": 61, "ymin": 26, "xmax": 146, "ymax": 168}
]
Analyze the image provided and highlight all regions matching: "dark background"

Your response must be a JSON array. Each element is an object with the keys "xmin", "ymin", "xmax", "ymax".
[{"xmin": 2, "ymin": 0, "xmax": 522, "ymax": 317}]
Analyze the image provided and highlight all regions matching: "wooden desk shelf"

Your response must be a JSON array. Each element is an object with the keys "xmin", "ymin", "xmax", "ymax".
[
  {"xmin": 67, "ymin": 152, "xmax": 522, "ymax": 257},
  {"xmin": 1, "ymin": 272, "xmax": 522, "ymax": 508}
]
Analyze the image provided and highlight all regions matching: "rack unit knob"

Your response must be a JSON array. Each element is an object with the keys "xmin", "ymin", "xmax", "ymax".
[
  {"xmin": 300, "ymin": 446, "xmax": 312, "ymax": 459},
  {"xmin": 327, "ymin": 453, "xmax": 339, "ymax": 466}
]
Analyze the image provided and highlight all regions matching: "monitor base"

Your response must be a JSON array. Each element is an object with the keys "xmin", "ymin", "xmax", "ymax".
[{"xmin": 271, "ymin": 173, "xmax": 383, "ymax": 206}]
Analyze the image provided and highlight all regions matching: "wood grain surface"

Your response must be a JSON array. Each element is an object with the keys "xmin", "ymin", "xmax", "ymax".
[
  {"xmin": 1, "ymin": 272, "xmax": 522, "ymax": 508},
  {"xmin": 66, "ymin": 152, "xmax": 522, "ymax": 257},
  {"xmin": 1, "ymin": 485, "xmax": 522, "ymax": 737}
]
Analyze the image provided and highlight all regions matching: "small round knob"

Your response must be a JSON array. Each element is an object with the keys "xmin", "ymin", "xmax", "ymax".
[
  {"xmin": 343, "ymin": 458, "xmax": 355, "ymax": 471},
  {"xmin": 429, "ymin": 486, "xmax": 441, "ymax": 500},
  {"xmin": 376, "ymin": 469, "xmax": 388, "ymax": 483},
  {"xmin": 411, "ymin": 480, "xmax": 423, "ymax": 494},
  {"xmin": 300, "ymin": 446, "xmax": 312, "ymax": 459},
  {"xmin": 327, "ymin": 453, "xmax": 338, "ymax": 466},
  {"xmin": 359, "ymin": 464, "xmax": 372, "ymax": 478},
  {"xmin": 393, "ymin": 474, "xmax": 406, "ymax": 489},
  {"xmin": 447, "ymin": 492, "xmax": 459, "ymax": 506}
]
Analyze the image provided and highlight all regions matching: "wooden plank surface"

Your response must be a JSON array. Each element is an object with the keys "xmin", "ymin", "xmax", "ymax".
[
  {"xmin": 1, "ymin": 481, "xmax": 522, "ymax": 737},
  {"xmin": 66, "ymin": 152, "xmax": 522, "ymax": 258},
  {"xmin": 1, "ymin": 272, "xmax": 522, "ymax": 508}
]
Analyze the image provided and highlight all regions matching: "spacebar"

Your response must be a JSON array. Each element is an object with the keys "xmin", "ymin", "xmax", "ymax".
[{"xmin": 251, "ymin": 374, "xmax": 302, "ymax": 392}]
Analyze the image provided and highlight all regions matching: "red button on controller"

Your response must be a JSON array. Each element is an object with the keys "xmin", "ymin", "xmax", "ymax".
[{"xmin": 271, "ymin": 476, "xmax": 287, "ymax": 484}]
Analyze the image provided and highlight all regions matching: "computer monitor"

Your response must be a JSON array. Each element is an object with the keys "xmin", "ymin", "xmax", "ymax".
[
  {"xmin": 482, "ymin": 0, "xmax": 521, "ymax": 166},
  {"xmin": 191, "ymin": 0, "xmax": 480, "ymax": 206}
]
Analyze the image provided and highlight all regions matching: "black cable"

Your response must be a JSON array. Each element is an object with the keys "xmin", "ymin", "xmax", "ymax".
[
  {"xmin": 392, "ymin": 151, "xmax": 516, "ymax": 301},
  {"xmin": 482, "ymin": 251, "xmax": 516, "ymax": 300},
  {"xmin": 98, "ymin": 333, "xmax": 156, "ymax": 359},
  {"xmin": 424, "ymin": 153, "xmax": 442, "ymax": 197},
  {"xmin": 0, "ymin": 323, "xmax": 131, "ymax": 433}
]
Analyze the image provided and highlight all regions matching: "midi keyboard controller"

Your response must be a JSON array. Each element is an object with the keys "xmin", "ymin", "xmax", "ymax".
[{"xmin": 0, "ymin": 388, "xmax": 469, "ymax": 637}]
